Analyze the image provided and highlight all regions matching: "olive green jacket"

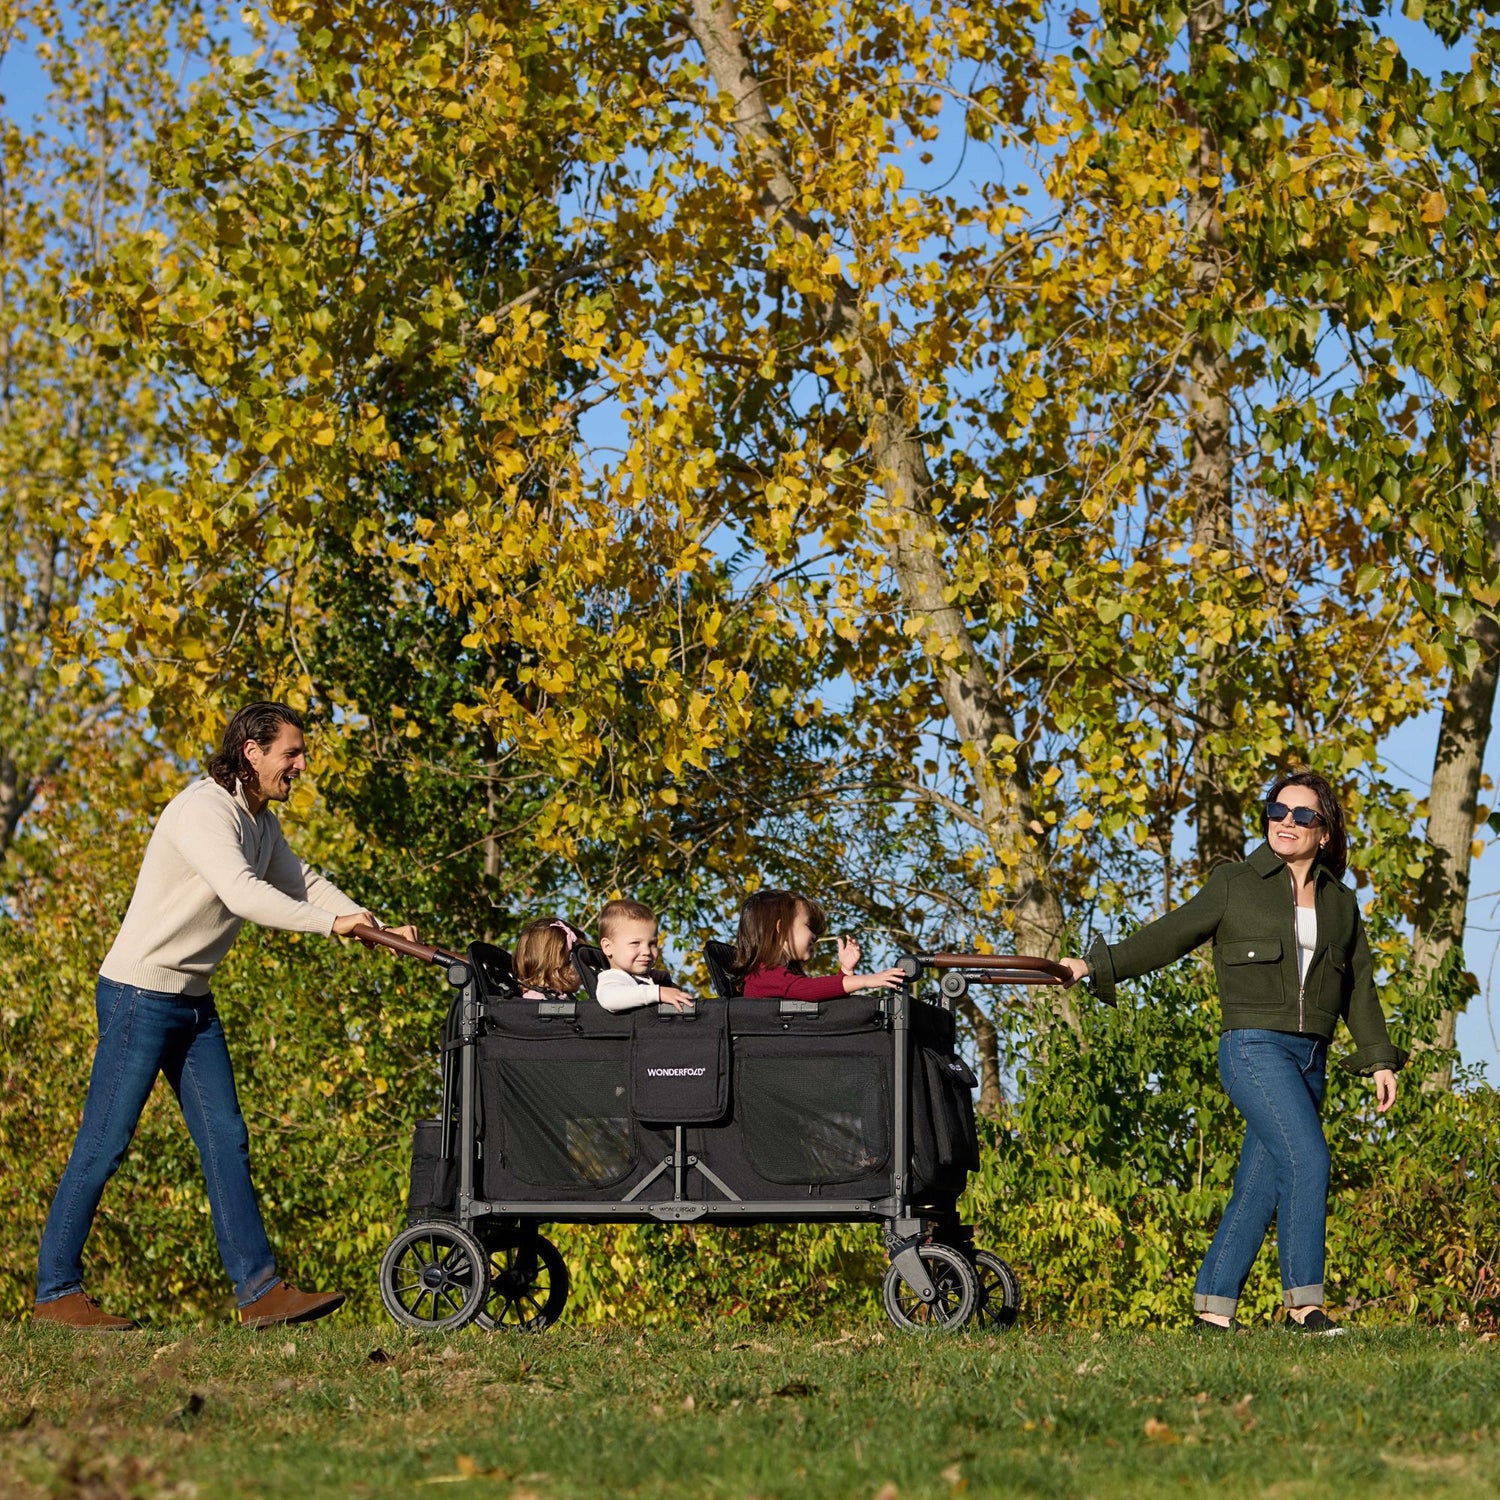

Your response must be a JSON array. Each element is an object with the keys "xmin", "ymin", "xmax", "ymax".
[{"xmin": 1085, "ymin": 842, "xmax": 1407, "ymax": 1075}]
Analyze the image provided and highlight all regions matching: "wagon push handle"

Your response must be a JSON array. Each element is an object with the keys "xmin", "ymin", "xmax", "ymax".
[{"xmin": 350, "ymin": 923, "xmax": 466, "ymax": 974}]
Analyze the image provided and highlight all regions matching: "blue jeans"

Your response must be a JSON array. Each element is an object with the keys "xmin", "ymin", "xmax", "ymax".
[
  {"xmin": 36, "ymin": 978, "xmax": 280, "ymax": 1308},
  {"xmin": 1194, "ymin": 1028, "xmax": 1329, "ymax": 1316}
]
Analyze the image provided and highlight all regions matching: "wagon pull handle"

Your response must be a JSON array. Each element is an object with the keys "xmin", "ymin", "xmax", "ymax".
[
  {"xmin": 905, "ymin": 952, "xmax": 1072, "ymax": 985},
  {"xmin": 350, "ymin": 922, "xmax": 464, "ymax": 968}
]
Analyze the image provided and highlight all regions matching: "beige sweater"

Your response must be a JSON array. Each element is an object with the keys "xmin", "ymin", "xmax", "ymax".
[{"xmin": 99, "ymin": 777, "xmax": 365, "ymax": 996}]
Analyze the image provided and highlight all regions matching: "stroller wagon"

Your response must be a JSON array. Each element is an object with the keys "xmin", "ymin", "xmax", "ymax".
[{"xmin": 357, "ymin": 925, "xmax": 1068, "ymax": 1333}]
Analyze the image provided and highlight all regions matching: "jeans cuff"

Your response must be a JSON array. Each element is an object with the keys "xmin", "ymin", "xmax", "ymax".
[
  {"xmin": 1194, "ymin": 1294, "xmax": 1238, "ymax": 1316},
  {"xmin": 1284, "ymin": 1283, "xmax": 1324, "ymax": 1308},
  {"xmin": 237, "ymin": 1273, "xmax": 282, "ymax": 1310}
]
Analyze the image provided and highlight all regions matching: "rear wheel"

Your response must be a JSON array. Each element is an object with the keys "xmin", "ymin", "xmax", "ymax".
[
  {"xmin": 379, "ymin": 1223, "xmax": 488, "ymax": 1331},
  {"xmin": 475, "ymin": 1230, "xmax": 569, "ymax": 1332},
  {"xmin": 882, "ymin": 1243, "xmax": 978, "ymax": 1332},
  {"xmin": 970, "ymin": 1250, "xmax": 1021, "ymax": 1329}
]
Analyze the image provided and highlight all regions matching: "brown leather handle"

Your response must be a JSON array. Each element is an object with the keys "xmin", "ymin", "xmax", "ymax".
[
  {"xmin": 917, "ymin": 952, "xmax": 1073, "ymax": 985},
  {"xmin": 350, "ymin": 923, "xmax": 464, "ymax": 968}
]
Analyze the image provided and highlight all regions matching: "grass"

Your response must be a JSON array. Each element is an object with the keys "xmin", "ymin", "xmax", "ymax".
[{"xmin": 2, "ymin": 1321, "xmax": 1497, "ymax": 1498}]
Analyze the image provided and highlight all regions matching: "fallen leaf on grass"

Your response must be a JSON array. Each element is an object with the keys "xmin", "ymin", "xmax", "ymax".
[
  {"xmin": 1143, "ymin": 1417, "xmax": 1179, "ymax": 1444},
  {"xmin": 769, "ymin": 1381, "xmax": 819, "ymax": 1398},
  {"xmin": 418, "ymin": 1455, "xmax": 510, "ymax": 1485},
  {"xmin": 367, "ymin": 1348, "xmax": 392, "ymax": 1364},
  {"xmin": 681, "ymin": 1395, "xmax": 696, "ymax": 1412},
  {"xmin": 166, "ymin": 1393, "xmax": 205, "ymax": 1431},
  {"xmin": 730, "ymin": 1340, "xmax": 776, "ymax": 1354},
  {"xmin": 279, "ymin": 1341, "xmax": 297, "ymax": 1357},
  {"xmin": 941, "ymin": 1461, "xmax": 968, "ymax": 1493},
  {"xmin": 873, "ymin": 1485, "xmax": 900, "ymax": 1500}
]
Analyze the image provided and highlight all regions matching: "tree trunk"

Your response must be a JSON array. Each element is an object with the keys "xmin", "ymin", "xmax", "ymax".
[
  {"xmin": 1184, "ymin": 0, "xmax": 1244, "ymax": 871},
  {"xmin": 684, "ymin": 0, "xmax": 1066, "ymax": 968},
  {"xmin": 956, "ymin": 992, "xmax": 1005, "ymax": 1117},
  {"xmin": 1414, "ymin": 497, "xmax": 1500, "ymax": 1092}
]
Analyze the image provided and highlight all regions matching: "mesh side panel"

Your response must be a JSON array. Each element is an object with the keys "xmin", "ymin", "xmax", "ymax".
[
  {"xmin": 737, "ymin": 1051, "xmax": 890, "ymax": 1185},
  {"xmin": 497, "ymin": 1054, "xmax": 637, "ymax": 1188}
]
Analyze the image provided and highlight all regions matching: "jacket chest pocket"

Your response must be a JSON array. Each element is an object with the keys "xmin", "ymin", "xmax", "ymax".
[
  {"xmin": 1217, "ymin": 937, "xmax": 1286, "ymax": 1010},
  {"xmin": 1220, "ymin": 938, "xmax": 1282, "ymax": 966},
  {"xmin": 1318, "ymin": 944, "xmax": 1350, "ymax": 1013}
]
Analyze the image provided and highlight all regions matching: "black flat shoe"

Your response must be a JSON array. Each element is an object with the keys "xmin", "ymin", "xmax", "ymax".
[
  {"xmin": 1192, "ymin": 1314, "xmax": 1245, "ymax": 1333},
  {"xmin": 1286, "ymin": 1308, "xmax": 1345, "ymax": 1336}
]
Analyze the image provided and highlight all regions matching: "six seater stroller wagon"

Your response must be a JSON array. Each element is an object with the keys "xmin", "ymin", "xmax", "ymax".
[{"xmin": 358, "ymin": 924, "xmax": 1069, "ymax": 1333}]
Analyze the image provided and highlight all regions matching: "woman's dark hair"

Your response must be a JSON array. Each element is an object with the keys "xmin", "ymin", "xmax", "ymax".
[
  {"xmin": 730, "ymin": 889, "xmax": 827, "ymax": 976},
  {"xmin": 208, "ymin": 702, "xmax": 304, "ymax": 791},
  {"xmin": 1262, "ymin": 769, "xmax": 1348, "ymax": 879}
]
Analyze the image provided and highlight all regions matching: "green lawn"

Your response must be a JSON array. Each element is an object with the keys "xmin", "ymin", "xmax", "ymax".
[{"xmin": 2, "ymin": 1322, "xmax": 1497, "ymax": 1498}]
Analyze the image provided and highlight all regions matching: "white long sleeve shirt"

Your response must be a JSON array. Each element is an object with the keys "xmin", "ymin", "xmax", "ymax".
[
  {"xmin": 99, "ymin": 777, "xmax": 365, "ymax": 996},
  {"xmin": 595, "ymin": 968, "xmax": 666, "ymax": 1013}
]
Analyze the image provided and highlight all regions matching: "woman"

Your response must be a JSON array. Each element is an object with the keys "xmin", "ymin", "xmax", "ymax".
[{"xmin": 1061, "ymin": 771, "xmax": 1404, "ymax": 1335}]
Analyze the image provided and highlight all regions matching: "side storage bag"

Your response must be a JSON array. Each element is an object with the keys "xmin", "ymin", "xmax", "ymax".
[
  {"xmin": 630, "ymin": 1004, "xmax": 730, "ymax": 1124},
  {"xmin": 407, "ymin": 1118, "xmax": 458, "ymax": 1220}
]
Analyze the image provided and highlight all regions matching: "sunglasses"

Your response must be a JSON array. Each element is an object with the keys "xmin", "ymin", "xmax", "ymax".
[{"xmin": 1265, "ymin": 801, "xmax": 1324, "ymax": 828}]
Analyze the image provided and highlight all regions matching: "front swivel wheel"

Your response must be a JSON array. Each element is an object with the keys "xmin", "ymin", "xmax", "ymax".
[
  {"xmin": 379, "ymin": 1222, "xmax": 489, "ymax": 1331},
  {"xmin": 882, "ymin": 1243, "xmax": 978, "ymax": 1331}
]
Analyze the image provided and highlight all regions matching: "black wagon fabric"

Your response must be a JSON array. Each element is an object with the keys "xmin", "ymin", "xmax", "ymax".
[
  {"xmin": 407, "ymin": 1118, "xmax": 458, "ymax": 1219},
  {"xmin": 735, "ymin": 1042, "xmax": 891, "ymax": 1185},
  {"xmin": 479, "ymin": 1037, "xmax": 638, "ymax": 1189},
  {"xmin": 631, "ymin": 1005, "xmax": 730, "ymax": 1124},
  {"xmin": 910, "ymin": 1048, "xmax": 981, "ymax": 1194}
]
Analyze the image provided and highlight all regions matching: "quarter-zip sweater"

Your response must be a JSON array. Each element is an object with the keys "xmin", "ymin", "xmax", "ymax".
[
  {"xmin": 1084, "ymin": 842, "xmax": 1406, "ymax": 1075},
  {"xmin": 99, "ymin": 777, "xmax": 365, "ymax": 996}
]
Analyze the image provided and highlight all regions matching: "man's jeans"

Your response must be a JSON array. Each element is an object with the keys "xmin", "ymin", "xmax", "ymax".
[
  {"xmin": 1193, "ymin": 1028, "xmax": 1330, "ymax": 1315},
  {"xmin": 36, "ymin": 978, "xmax": 279, "ymax": 1308}
]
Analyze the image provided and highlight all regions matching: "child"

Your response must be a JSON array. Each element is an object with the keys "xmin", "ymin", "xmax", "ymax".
[
  {"xmin": 513, "ymin": 918, "xmax": 587, "ymax": 999},
  {"xmin": 732, "ymin": 889, "xmax": 905, "ymax": 1000},
  {"xmin": 595, "ymin": 898, "xmax": 693, "ymax": 1013}
]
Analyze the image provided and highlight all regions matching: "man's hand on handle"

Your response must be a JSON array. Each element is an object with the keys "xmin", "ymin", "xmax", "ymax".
[{"xmin": 334, "ymin": 912, "xmax": 419, "ymax": 944}]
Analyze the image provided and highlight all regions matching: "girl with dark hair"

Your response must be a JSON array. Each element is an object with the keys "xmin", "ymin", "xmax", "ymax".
[
  {"xmin": 732, "ymin": 889, "xmax": 905, "ymax": 1000},
  {"xmin": 1060, "ymin": 770, "xmax": 1405, "ymax": 1336}
]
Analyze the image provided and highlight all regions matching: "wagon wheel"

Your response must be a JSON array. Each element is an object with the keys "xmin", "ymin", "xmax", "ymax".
[
  {"xmin": 379, "ymin": 1222, "xmax": 488, "ymax": 1332},
  {"xmin": 881, "ymin": 1243, "xmax": 978, "ymax": 1332},
  {"xmin": 474, "ymin": 1231, "xmax": 570, "ymax": 1332},
  {"xmin": 970, "ymin": 1249, "xmax": 1021, "ymax": 1330}
]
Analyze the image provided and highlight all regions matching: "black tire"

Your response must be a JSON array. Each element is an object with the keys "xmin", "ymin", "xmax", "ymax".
[
  {"xmin": 379, "ymin": 1222, "xmax": 488, "ymax": 1332},
  {"xmin": 474, "ymin": 1231, "xmax": 570, "ymax": 1332},
  {"xmin": 882, "ymin": 1243, "xmax": 978, "ymax": 1332},
  {"xmin": 971, "ymin": 1249, "xmax": 1021, "ymax": 1329}
]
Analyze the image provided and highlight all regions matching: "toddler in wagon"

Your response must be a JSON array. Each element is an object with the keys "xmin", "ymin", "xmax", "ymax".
[
  {"xmin": 731, "ymin": 889, "xmax": 905, "ymax": 1000},
  {"xmin": 513, "ymin": 917, "xmax": 588, "ymax": 999},
  {"xmin": 595, "ymin": 898, "xmax": 694, "ymax": 1013}
]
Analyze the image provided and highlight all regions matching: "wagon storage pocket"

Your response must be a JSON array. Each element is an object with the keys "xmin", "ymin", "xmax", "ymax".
[{"xmin": 630, "ymin": 1005, "xmax": 729, "ymax": 1124}]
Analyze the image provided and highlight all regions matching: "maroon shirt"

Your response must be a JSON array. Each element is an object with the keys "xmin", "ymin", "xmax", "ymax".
[{"xmin": 741, "ymin": 965, "xmax": 847, "ymax": 1001}]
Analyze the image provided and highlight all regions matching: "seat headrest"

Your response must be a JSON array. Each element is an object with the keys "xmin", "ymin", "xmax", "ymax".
[
  {"xmin": 703, "ymin": 940, "xmax": 740, "ymax": 999},
  {"xmin": 570, "ymin": 944, "xmax": 608, "ymax": 1004}
]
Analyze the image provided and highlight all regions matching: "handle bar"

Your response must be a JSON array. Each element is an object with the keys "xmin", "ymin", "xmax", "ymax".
[
  {"xmin": 350, "ymin": 923, "xmax": 464, "ymax": 968},
  {"xmin": 903, "ymin": 952, "xmax": 1073, "ymax": 986}
]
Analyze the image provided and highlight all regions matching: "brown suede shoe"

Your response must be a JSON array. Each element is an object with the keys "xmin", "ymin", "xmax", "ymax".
[
  {"xmin": 32, "ymin": 1292, "xmax": 137, "ymax": 1331},
  {"xmin": 239, "ymin": 1282, "xmax": 346, "ymax": 1329}
]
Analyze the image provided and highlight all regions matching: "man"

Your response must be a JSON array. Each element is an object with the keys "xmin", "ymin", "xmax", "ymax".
[{"xmin": 34, "ymin": 702, "xmax": 414, "ymax": 1330}]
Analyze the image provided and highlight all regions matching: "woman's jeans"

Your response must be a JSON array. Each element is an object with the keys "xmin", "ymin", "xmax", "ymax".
[
  {"xmin": 1194, "ymin": 1028, "xmax": 1329, "ymax": 1316},
  {"xmin": 36, "ymin": 978, "xmax": 279, "ymax": 1308}
]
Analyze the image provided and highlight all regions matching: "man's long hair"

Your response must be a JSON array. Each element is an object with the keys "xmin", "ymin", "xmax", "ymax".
[{"xmin": 208, "ymin": 702, "xmax": 304, "ymax": 791}]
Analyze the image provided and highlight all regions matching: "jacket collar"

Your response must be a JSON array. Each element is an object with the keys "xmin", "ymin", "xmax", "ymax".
[{"xmin": 1246, "ymin": 840, "xmax": 1337, "ymax": 886}]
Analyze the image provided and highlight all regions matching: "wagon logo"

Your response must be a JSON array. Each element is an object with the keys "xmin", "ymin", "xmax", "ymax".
[{"xmin": 645, "ymin": 1066, "xmax": 707, "ymax": 1077}]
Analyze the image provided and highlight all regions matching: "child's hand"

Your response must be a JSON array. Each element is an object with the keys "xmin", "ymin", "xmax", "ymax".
[
  {"xmin": 844, "ymin": 967, "xmax": 906, "ymax": 992},
  {"xmin": 659, "ymin": 986, "xmax": 694, "ymax": 1012},
  {"xmin": 836, "ymin": 935, "xmax": 862, "ymax": 974}
]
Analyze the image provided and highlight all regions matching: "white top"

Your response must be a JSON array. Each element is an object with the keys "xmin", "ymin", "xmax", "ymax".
[
  {"xmin": 595, "ymin": 969, "xmax": 665, "ymax": 1012},
  {"xmin": 99, "ymin": 777, "xmax": 365, "ymax": 996},
  {"xmin": 1295, "ymin": 905, "xmax": 1318, "ymax": 981}
]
